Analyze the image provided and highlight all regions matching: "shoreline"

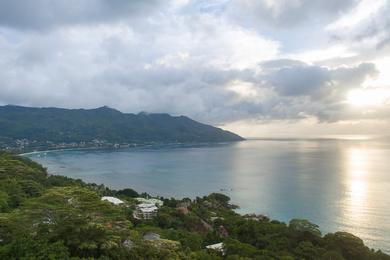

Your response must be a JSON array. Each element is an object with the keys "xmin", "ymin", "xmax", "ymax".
[
  {"xmin": 18, "ymin": 136, "xmax": 383, "ymax": 156},
  {"xmin": 16, "ymin": 158, "xmax": 390, "ymax": 254},
  {"xmin": 19, "ymin": 146, "xmax": 106, "ymax": 156},
  {"xmin": 3, "ymin": 150, "xmax": 389, "ymax": 258},
  {"xmin": 19, "ymin": 141, "xmax": 242, "ymax": 156},
  {"xmin": 20, "ymin": 140, "xmax": 390, "ymax": 253}
]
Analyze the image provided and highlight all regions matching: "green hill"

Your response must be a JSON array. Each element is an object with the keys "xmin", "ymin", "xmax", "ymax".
[
  {"xmin": 0, "ymin": 105, "xmax": 243, "ymax": 151},
  {"xmin": 0, "ymin": 152, "xmax": 389, "ymax": 259}
]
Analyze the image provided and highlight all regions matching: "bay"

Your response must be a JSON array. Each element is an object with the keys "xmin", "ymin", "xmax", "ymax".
[{"xmin": 26, "ymin": 139, "xmax": 390, "ymax": 253}]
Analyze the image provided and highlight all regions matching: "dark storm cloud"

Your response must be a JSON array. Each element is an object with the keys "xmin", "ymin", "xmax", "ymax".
[{"xmin": 0, "ymin": 0, "xmax": 159, "ymax": 30}]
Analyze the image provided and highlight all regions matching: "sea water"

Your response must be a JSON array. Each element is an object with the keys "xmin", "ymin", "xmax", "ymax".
[{"xmin": 27, "ymin": 139, "xmax": 390, "ymax": 252}]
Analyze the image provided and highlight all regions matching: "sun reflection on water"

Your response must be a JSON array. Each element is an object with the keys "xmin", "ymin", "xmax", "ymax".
[{"xmin": 343, "ymin": 147, "xmax": 370, "ymax": 228}]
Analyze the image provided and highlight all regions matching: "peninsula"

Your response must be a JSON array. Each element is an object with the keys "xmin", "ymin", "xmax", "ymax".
[{"xmin": 0, "ymin": 105, "xmax": 243, "ymax": 152}]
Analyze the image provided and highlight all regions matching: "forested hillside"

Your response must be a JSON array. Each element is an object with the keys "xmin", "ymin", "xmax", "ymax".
[
  {"xmin": 0, "ymin": 105, "xmax": 243, "ymax": 151},
  {"xmin": 0, "ymin": 152, "xmax": 389, "ymax": 259}
]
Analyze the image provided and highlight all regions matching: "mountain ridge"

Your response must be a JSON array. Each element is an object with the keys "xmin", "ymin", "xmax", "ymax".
[{"xmin": 0, "ymin": 105, "xmax": 244, "ymax": 151}]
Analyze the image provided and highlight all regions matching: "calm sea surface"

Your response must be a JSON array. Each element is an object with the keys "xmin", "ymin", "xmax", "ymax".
[{"xmin": 26, "ymin": 139, "xmax": 390, "ymax": 252}]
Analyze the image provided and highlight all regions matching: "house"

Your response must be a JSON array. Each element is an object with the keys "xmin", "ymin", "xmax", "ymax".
[
  {"xmin": 101, "ymin": 196, "xmax": 124, "ymax": 205},
  {"xmin": 206, "ymin": 242, "xmax": 224, "ymax": 255},
  {"xmin": 135, "ymin": 197, "xmax": 163, "ymax": 206},
  {"xmin": 133, "ymin": 197, "xmax": 163, "ymax": 220},
  {"xmin": 133, "ymin": 203, "xmax": 158, "ymax": 219},
  {"xmin": 243, "ymin": 213, "xmax": 268, "ymax": 221}
]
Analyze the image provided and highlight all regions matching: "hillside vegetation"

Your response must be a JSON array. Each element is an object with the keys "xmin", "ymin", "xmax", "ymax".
[
  {"xmin": 0, "ymin": 105, "xmax": 243, "ymax": 151},
  {"xmin": 0, "ymin": 152, "xmax": 389, "ymax": 259}
]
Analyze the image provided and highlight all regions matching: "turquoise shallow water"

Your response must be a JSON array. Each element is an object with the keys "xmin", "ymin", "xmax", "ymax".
[{"xmin": 27, "ymin": 139, "xmax": 390, "ymax": 253}]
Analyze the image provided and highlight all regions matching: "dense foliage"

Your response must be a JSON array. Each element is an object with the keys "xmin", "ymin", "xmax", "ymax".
[
  {"xmin": 0, "ymin": 152, "xmax": 389, "ymax": 259},
  {"xmin": 0, "ymin": 105, "xmax": 243, "ymax": 147}
]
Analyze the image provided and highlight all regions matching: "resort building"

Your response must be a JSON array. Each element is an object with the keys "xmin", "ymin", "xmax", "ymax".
[
  {"xmin": 101, "ymin": 196, "xmax": 124, "ymax": 205},
  {"xmin": 134, "ymin": 203, "xmax": 158, "ymax": 219},
  {"xmin": 243, "ymin": 213, "xmax": 268, "ymax": 221},
  {"xmin": 133, "ymin": 197, "xmax": 163, "ymax": 220},
  {"xmin": 206, "ymin": 242, "xmax": 225, "ymax": 255},
  {"xmin": 135, "ymin": 197, "xmax": 164, "ymax": 206}
]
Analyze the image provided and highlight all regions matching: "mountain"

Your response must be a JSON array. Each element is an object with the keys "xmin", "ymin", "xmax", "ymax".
[{"xmin": 0, "ymin": 105, "xmax": 244, "ymax": 147}]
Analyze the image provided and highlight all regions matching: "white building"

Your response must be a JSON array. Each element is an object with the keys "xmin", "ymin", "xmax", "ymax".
[
  {"xmin": 134, "ymin": 203, "xmax": 158, "ymax": 220},
  {"xmin": 135, "ymin": 197, "xmax": 163, "ymax": 207},
  {"xmin": 206, "ymin": 242, "xmax": 224, "ymax": 255},
  {"xmin": 133, "ymin": 198, "xmax": 163, "ymax": 220},
  {"xmin": 101, "ymin": 196, "xmax": 124, "ymax": 205}
]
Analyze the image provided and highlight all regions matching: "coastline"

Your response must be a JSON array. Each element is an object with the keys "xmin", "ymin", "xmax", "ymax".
[
  {"xmin": 3, "ymin": 149, "xmax": 389, "ymax": 253},
  {"xmin": 3, "ymin": 151, "xmax": 389, "ymax": 259},
  {"xmin": 19, "ymin": 146, "xmax": 106, "ymax": 156},
  {"xmin": 19, "ymin": 141, "xmax": 242, "ymax": 156},
  {"xmin": 22, "ymin": 139, "xmax": 390, "ymax": 254}
]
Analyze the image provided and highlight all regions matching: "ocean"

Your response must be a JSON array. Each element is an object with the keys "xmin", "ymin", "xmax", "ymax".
[{"xmin": 26, "ymin": 138, "xmax": 390, "ymax": 252}]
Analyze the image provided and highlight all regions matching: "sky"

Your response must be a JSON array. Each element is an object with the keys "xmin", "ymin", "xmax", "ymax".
[{"xmin": 0, "ymin": 0, "xmax": 390, "ymax": 137}]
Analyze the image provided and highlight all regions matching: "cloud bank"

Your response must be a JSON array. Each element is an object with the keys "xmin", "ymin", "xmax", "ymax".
[{"xmin": 0, "ymin": 0, "xmax": 389, "ymax": 135}]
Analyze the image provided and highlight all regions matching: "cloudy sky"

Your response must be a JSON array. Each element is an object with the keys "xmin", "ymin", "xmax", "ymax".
[{"xmin": 1, "ymin": 0, "xmax": 390, "ymax": 137}]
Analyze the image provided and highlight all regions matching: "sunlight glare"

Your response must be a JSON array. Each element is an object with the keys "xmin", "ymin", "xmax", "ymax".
[
  {"xmin": 346, "ymin": 89, "xmax": 390, "ymax": 107},
  {"xmin": 343, "ymin": 148, "xmax": 370, "ymax": 226}
]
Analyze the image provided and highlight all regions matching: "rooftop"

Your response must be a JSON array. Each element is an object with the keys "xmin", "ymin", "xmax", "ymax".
[
  {"xmin": 101, "ymin": 196, "xmax": 124, "ymax": 205},
  {"xmin": 135, "ymin": 197, "xmax": 163, "ymax": 206},
  {"xmin": 206, "ymin": 242, "xmax": 224, "ymax": 251}
]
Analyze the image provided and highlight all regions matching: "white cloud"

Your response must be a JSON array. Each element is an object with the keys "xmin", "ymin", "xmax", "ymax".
[
  {"xmin": 289, "ymin": 45, "xmax": 358, "ymax": 65},
  {"xmin": 0, "ymin": 0, "xmax": 389, "ymax": 136},
  {"xmin": 363, "ymin": 57, "xmax": 390, "ymax": 87},
  {"xmin": 326, "ymin": 0, "xmax": 386, "ymax": 32},
  {"xmin": 346, "ymin": 88, "xmax": 390, "ymax": 107}
]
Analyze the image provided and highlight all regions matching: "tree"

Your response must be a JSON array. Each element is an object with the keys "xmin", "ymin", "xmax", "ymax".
[
  {"xmin": 207, "ymin": 193, "xmax": 231, "ymax": 206},
  {"xmin": 323, "ymin": 232, "xmax": 370, "ymax": 260},
  {"xmin": 0, "ymin": 191, "xmax": 9, "ymax": 212},
  {"xmin": 0, "ymin": 237, "xmax": 69, "ymax": 260},
  {"xmin": 0, "ymin": 179, "xmax": 25, "ymax": 209},
  {"xmin": 224, "ymin": 238, "xmax": 260, "ymax": 257},
  {"xmin": 320, "ymin": 250, "xmax": 345, "ymax": 260},
  {"xmin": 294, "ymin": 241, "xmax": 323, "ymax": 260},
  {"xmin": 116, "ymin": 188, "xmax": 139, "ymax": 198},
  {"xmin": 289, "ymin": 219, "xmax": 321, "ymax": 237},
  {"xmin": 163, "ymin": 229, "xmax": 203, "ymax": 251},
  {"xmin": 19, "ymin": 180, "xmax": 44, "ymax": 197}
]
